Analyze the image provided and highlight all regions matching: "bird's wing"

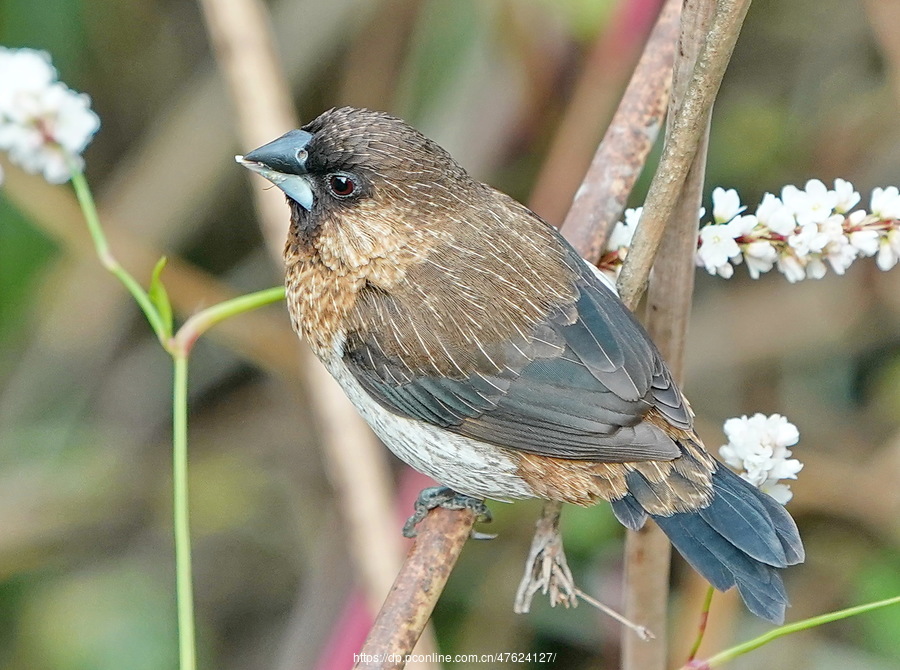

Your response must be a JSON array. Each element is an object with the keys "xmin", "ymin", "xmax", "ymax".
[{"xmin": 343, "ymin": 245, "xmax": 692, "ymax": 463}]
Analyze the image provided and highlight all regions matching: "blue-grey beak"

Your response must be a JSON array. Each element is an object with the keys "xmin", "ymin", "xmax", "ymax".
[{"xmin": 236, "ymin": 129, "xmax": 315, "ymax": 210}]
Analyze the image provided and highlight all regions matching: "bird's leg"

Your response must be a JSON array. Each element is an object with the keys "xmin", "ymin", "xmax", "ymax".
[
  {"xmin": 514, "ymin": 500, "xmax": 578, "ymax": 612},
  {"xmin": 514, "ymin": 501, "xmax": 653, "ymax": 639},
  {"xmin": 402, "ymin": 486, "xmax": 493, "ymax": 538}
]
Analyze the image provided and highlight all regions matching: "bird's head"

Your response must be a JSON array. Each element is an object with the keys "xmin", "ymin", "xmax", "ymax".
[
  {"xmin": 237, "ymin": 107, "xmax": 576, "ymax": 357},
  {"xmin": 236, "ymin": 107, "xmax": 480, "ymax": 274}
]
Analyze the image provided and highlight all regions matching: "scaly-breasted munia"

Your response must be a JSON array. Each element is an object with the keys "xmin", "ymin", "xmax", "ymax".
[{"xmin": 237, "ymin": 107, "xmax": 804, "ymax": 623}]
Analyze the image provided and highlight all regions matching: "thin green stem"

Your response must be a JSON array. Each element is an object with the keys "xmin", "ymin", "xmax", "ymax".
[
  {"xmin": 701, "ymin": 594, "xmax": 900, "ymax": 668},
  {"xmin": 172, "ymin": 353, "xmax": 196, "ymax": 670},
  {"xmin": 68, "ymin": 160, "xmax": 285, "ymax": 670},
  {"xmin": 686, "ymin": 586, "xmax": 715, "ymax": 663},
  {"xmin": 69, "ymin": 167, "xmax": 168, "ymax": 342},
  {"xmin": 168, "ymin": 286, "xmax": 285, "ymax": 357}
]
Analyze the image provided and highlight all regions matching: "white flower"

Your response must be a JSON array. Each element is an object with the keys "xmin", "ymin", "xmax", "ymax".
[
  {"xmin": 0, "ymin": 47, "xmax": 57, "ymax": 113},
  {"xmin": 755, "ymin": 193, "xmax": 797, "ymax": 236},
  {"xmin": 762, "ymin": 483, "xmax": 794, "ymax": 505},
  {"xmin": 877, "ymin": 229, "xmax": 900, "ymax": 271},
  {"xmin": 744, "ymin": 240, "xmax": 777, "ymax": 278},
  {"xmin": 719, "ymin": 413, "xmax": 803, "ymax": 504},
  {"xmin": 697, "ymin": 219, "xmax": 743, "ymax": 276},
  {"xmin": 788, "ymin": 222, "xmax": 828, "ymax": 257},
  {"xmin": 715, "ymin": 261, "xmax": 734, "ymax": 279},
  {"xmin": 832, "ymin": 178, "xmax": 860, "ymax": 213},
  {"xmin": 847, "ymin": 210, "xmax": 867, "ymax": 226},
  {"xmin": 819, "ymin": 216, "xmax": 857, "ymax": 274},
  {"xmin": 608, "ymin": 207, "xmax": 641, "ymax": 250},
  {"xmin": 848, "ymin": 229, "xmax": 880, "ymax": 257},
  {"xmin": 712, "ymin": 187, "xmax": 745, "ymax": 223},
  {"xmin": 805, "ymin": 256, "xmax": 827, "ymax": 279},
  {"xmin": 696, "ymin": 182, "xmax": 899, "ymax": 282},
  {"xmin": 730, "ymin": 213, "xmax": 759, "ymax": 236},
  {"xmin": 871, "ymin": 186, "xmax": 900, "ymax": 220},
  {"xmin": 0, "ymin": 47, "xmax": 99, "ymax": 183},
  {"xmin": 825, "ymin": 240, "xmax": 858, "ymax": 275},
  {"xmin": 782, "ymin": 180, "xmax": 839, "ymax": 226},
  {"xmin": 776, "ymin": 253, "xmax": 806, "ymax": 283}
]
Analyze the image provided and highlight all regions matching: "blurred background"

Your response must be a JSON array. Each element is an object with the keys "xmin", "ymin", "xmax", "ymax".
[{"xmin": 1, "ymin": 0, "xmax": 899, "ymax": 668}]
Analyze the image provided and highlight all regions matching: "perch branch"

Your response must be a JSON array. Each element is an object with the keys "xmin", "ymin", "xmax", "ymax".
[
  {"xmin": 560, "ymin": 0, "xmax": 682, "ymax": 258},
  {"xmin": 353, "ymin": 508, "xmax": 476, "ymax": 670}
]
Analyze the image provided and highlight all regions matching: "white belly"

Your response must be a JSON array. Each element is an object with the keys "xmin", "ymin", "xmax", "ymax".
[{"xmin": 324, "ymin": 355, "xmax": 536, "ymax": 501}]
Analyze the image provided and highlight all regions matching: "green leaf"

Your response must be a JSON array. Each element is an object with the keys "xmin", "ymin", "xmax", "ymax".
[{"xmin": 149, "ymin": 256, "xmax": 173, "ymax": 339}]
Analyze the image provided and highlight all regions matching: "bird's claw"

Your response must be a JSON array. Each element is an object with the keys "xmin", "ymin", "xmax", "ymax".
[{"xmin": 402, "ymin": 486, "xmax": 492, "ymax": 538}]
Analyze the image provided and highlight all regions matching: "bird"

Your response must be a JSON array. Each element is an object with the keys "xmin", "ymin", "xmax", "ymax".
[{"xmin": 236, "ymin": 106, "xmax": 804, "ymax": 624}]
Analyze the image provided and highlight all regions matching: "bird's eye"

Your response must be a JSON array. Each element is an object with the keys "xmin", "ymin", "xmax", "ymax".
[{"xmin": 327, "ymin": 174, "xmax": 357, "ymax": 197}]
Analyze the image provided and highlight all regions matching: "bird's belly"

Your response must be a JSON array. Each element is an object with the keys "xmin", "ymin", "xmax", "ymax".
[{"xmin": 324, "ymin": 356, "xmax": 536, "ymax": 501}]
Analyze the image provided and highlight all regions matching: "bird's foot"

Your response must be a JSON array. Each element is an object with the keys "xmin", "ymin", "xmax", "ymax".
[
  {"xmin": 402, "ymin": 486, "xmax": 493, "ymax": 539},
  {"xmin": 513, "ymin": 501, "xmax": 653, "ymax": 640},
  {"xmin": 514, "ymin": 501, "xmax": 578, "ymax": 612}
]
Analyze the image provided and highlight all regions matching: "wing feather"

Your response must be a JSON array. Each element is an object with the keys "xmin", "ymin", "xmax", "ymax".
[{"xmin": 344, "ymin": 236, "xmax": 692, "ymax": 462}]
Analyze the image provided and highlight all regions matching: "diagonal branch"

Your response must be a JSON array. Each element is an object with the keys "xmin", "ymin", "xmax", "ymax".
[
  {"xmin": 617, "ymin": 0, "xmax": 753, "ymax": 309},
  {"xmin": 560, "ymin": 0, "xmax": 682, "ymax": 261},
  {"xmin": 621, "ymin": 1, "xmax": 720, "ymax": 666}
]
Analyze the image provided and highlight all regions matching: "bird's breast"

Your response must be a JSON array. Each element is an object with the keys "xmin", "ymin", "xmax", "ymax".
[{"xmin": 283, "ymin": 253, "xmax": 361, "ymax": 359}]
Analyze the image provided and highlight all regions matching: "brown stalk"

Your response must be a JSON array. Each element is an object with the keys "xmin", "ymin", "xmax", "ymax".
[
  {"xmin": 355, "ymin": 508, "xmax": 476, "ymax": 670},
  {"xmin": 617, "ymin": 0, "xmax": 753, "ymax": 309},
  {"xmin": 529, "ymin": 0, "xmax": 663, "ymax": 226},
  {"xmin": 620, "ymin": 2, "xmax": 718, "ymax": 668},
  {"xmin": 559, "ymin": 0, "xmax": 682, "ymax": 259}
]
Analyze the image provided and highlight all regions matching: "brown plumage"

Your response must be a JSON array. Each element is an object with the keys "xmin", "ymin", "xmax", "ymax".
[{"xmin": 238, "ymin": 106, "xmax": 804, "ymax": 623}]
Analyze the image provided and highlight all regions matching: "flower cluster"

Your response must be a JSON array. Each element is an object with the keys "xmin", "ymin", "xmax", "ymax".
[
  {"xmin": 0, "ymin": 46, "xmax": 100, "ymax": 183},
  {"xmin": 697, "ymin": 181, "xmax": 900, "ymax": 280},
  {"xmin": 718, "ymin": 413, "xmax": 803, "ymax": 504},
  {"xmin": 602, "ymin": 180, "xmax": 900, "ymax": 280}
]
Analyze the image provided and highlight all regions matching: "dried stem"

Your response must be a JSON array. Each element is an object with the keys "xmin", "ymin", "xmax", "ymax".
[
  {"xmin": 354, "ymin": 508, "xmax": 476, "ymax": 670},
  {"xmin": 619, "ymin": 3, "xmax": 743, "ymax": 670},
  {"xmin": 560, "ymin": 0, "xmax": 683, "ymax": 259},
  {"xmin": 617, "ymin": 0, "xmax": 753, "ymax": 309},
  {"xmin": 530, "ymin": 0, "xmax": 664, "ymax": 225}
]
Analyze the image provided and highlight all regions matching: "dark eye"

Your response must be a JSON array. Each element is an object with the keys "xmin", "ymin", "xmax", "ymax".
[{"xmin": 327, "ymin": 174, "xmax": 357, "ymax": 197}]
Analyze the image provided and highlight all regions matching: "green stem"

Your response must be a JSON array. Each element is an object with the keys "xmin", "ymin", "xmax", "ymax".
[
  {"xmin": 172, "ymin": 353, "xmax": 196, "ymax": 670},
  {"xmin": 686, "ymin": 586, "xmax": 715, "ymax": 663},
  {"xmin": 68, "ymin": 161, "xmax": 285, "ymax": 670},
  {"xmin": 703, "ymin": 594, "xmax": 900, "ymax": 667},
  {"xmin": 168, "ymin": 286, "xmax": 285, "ymax": 356},
  {"xmin": 69, "ymin": 168, "xmax": 168, "ymax": 342}
]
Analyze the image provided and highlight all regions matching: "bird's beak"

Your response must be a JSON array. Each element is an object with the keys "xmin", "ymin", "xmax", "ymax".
[{"xmin": 235, "ymin": 129, "xmax": 315, "ymax": 211}]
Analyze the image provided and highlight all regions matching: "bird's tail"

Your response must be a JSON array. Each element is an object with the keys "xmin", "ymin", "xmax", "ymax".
[{"xmin": 611, "ymin": 463, "xmax": 805, "ymax": 623}]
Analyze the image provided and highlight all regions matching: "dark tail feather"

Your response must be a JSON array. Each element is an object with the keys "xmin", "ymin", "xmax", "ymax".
[{"xmin": 611, "ymin": 465, "xmax": 804, "ymax": 624}]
